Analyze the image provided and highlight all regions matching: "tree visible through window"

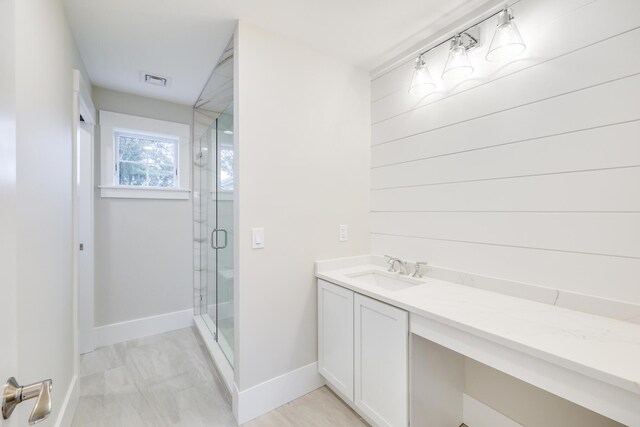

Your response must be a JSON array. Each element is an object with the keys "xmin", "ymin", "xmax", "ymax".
[
  {"xmin": 219, "ymin": 144, "xmax": 234, "ymax": 191},
  {"xmin": 115, "ymin": 132, "xmax": 178, "ymax": 188}
]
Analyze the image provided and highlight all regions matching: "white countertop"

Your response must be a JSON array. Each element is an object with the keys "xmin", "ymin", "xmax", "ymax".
[{"xmin": 316, "ymin": 261, "xmax": 640, "ymax": 398}]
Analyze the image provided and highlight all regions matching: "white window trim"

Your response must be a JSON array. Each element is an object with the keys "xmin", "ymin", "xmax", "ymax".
[{"xmin": 99, "ymin": 110, "xmax": 191, "ymax": 199}]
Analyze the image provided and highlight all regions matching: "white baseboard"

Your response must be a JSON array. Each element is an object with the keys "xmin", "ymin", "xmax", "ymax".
[
  {"xmin": 235, "ymin": 362, "xmax": 325, "ymax": 424},
  {"xmin": 55, "ymin": 375, "xmax": 78, "ymax": 427},
  {"xmin": 463, "ymin": 394, "xmax": 522, "ymax": 427},
  {"xmin": 94, "ymin": 308, "xmax": 194, "ymax": 348}
]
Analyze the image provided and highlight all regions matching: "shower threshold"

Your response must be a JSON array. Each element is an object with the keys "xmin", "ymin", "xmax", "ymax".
[{"xmin": 194, "ymin": 315, "xmax": 234, "ymax": 397}]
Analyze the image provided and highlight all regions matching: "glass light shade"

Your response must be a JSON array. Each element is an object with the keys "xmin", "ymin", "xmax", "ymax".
[
  {"xmin": 408, "ymin": 56, "xmax": 436, "ymax": 96},
  {"xmin": 486, "ymin": 9, "xmax": 526, "ymax": 62},
  {"xmin": 441, "ymin": 35, "xmax": 473, "ymax": 81}
]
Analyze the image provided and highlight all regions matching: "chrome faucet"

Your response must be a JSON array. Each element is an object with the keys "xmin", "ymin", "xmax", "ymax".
[{"xmin": 385, "ymin": 255, "xmax": 408, "ymax": 275}]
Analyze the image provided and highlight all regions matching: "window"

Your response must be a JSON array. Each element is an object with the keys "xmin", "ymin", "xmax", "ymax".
[
  {"xmin": 99, "ymin": 110, "xmax": 190, "ymax": 199},
  {"xmin": 115, "ymin": 132, "xmax": 178, "ymax": 188}
]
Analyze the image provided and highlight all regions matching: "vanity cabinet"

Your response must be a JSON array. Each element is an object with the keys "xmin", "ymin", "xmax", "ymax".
[
  {"xmin": 354, "ymin": 293, "xmax": 408, "ymax": 427},
  {"xmin": 318, "ymin": 279, "xmax": 354, "ymax": 401},
  {"xmin": 318, "ymin": 279, "xmax": 408, "ymax": 427}
]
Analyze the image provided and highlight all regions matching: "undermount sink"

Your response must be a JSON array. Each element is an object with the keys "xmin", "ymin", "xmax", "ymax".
[{"xmin": 346, "ymin": 270, "xmax": 422, "ymax": 291}]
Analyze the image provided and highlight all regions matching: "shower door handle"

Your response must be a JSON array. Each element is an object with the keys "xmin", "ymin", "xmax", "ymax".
[
  {"xmin": 218, "ymin": 229, "xmax": 228, "ymax": 249},
  {"xmin": 211, "ymin": 229, "xmax": 228, "ymax": 249}
]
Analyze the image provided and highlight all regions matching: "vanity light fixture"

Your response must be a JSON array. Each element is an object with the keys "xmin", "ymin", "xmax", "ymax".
[
  {"xmin": 441, "ymin": 34, "xmax": 475, "ymax": 81},
  {"xmin": 408, "ymin": 4, "xmax": 526, "ymax": 96},
  {"xmin": 486, "ymin": 8, "xmax": 526, "ymax": 62},
  {"xmin": 408, "ymin": 55, "xmax": 436, "ymax": 96}
]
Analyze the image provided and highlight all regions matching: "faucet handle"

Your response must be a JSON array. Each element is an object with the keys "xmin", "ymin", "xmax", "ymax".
[
  {"xmin": 412, "ymin": 262, "xmax": 428, "ymax": 278},
  {"xmin": 384, "ymin": 255, "xmax": 397, "ymax": 272}
]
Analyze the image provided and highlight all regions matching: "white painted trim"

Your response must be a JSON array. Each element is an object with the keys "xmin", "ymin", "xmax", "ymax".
[
  {"xmin": 463, "ymin": 393, "xmax": 522, "ymax": 427},
  {"xmin": 77, "ymin": 124, "xmax": 95, "ymax": 355},
  {"xmin": 94, "ymin": 308, "xmax": 193, "ymax": 348},
  {"xmin": 73, "ymin": 68, "xmax": 95, "ymax": 125},
  {"xmin": 54, "ymin": 375, "xmax": 78, "ymax": 427},
  {"xmin": 98, "ymin": 110, "xmax": 191, "ymax": 195},
  {"xmin": 235, "ymin": 362, "xmax": 325, "ymax": 424},
  {"xmin": 99, "ymin": 186, "xmax": 191, "ymax": 200}
]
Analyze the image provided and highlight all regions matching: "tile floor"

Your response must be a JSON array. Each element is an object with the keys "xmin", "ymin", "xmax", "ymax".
[{"xmin": 72, "ymin": 327, "xmax": 367, "ymax": 426}]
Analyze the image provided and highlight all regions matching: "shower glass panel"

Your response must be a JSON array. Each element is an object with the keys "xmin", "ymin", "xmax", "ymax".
[
  {"xmin": 214, "ymin": 103, "xmax": 234, "ymax": 364},
  {"xmin": 194, "ymin": 107, "xmax": 234, "ymax": 367},
  {"xmin": 193, "ymin": 36, "xmax": 234, "ymax": 369}
]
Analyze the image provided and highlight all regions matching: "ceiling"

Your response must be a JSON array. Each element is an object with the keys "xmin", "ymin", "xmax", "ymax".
[{"xmin": 63, "ymin": 0, "xmax": 490, "ymax": 106}]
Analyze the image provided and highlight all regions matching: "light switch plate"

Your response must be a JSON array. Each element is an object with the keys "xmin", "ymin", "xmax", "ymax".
[
  {"xmin": 252, "ymin": 227, "xmax": 265, "ymax": 249},
  {"xmin": 339, "ymin": 224, "xmax": 348, "ymax": 242}
]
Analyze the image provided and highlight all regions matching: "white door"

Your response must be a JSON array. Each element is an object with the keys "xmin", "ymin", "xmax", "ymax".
[
  {"xmin": 2, "ymin": 3, "xmax": 82, "ymax": 425},
  {"xmin": 318, "ymin": 280, "xmax": 354, "ymax": 401},
  {"xmin": 0, "ymin": 113, "xmax": 19, "ymax": 427},
  {"xmin": 0, "ymin": 0, "xmax": 18, "ymax": 424},
  {"xmin": 354, "ymin": 294, "xmax": 409, "ymax": 427},
  {"xmin": 0, "ymin": 163, "xmax": 18, "ymax": 427}
]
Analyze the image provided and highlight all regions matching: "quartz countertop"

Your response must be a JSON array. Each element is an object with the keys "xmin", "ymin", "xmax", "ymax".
[{"xmin": 315, "ymin": 259, "xmax": 640, "ymax": 398}]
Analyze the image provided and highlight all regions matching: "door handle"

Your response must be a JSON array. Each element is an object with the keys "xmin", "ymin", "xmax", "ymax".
[
  {"xmin": 218, "ymin": 229, "xmax": 228, "ymax": 249},
  {"xmin": 2, "ymin": 377, "xmax": 53, "ymax": 425},
  {"xmin": 211, "ymin": 229, "xmax": 228, "ymax": 249}
]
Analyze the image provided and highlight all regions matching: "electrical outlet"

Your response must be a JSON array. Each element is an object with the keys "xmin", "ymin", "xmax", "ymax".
[{"xmin": 339, "ymin": 224, "xmax": 348, "ymax": 242}]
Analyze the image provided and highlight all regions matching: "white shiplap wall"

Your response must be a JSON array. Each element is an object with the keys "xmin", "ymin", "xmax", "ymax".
[{"xmin": 370, "ymin": 0, "xmax": 640, "ymax": 305}]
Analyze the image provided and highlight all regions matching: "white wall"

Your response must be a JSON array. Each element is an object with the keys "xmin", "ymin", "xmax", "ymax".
[
  {"xmin": 92, "ymin": 87, "xmax": 193, "ymax": 327},
  {"xmin": 13, "ymin": 0, "xmax": 90, "ymax": 424},
  {"xmin": 371, "ymin": 0, "xmax": 640, "ymax": 424},
  {"xmin": 235, "ymin": 22, "xmax": 371, "ymax": 391},
  {"xmin": 370, "ymin": 0, "xmax": 640, "ymax": 307}
]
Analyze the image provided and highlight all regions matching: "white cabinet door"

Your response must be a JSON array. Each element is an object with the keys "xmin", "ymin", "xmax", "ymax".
[
  {"xmin": 355, "ymin": 294, "xmax": 408, "ymax": 427},
  {"xmin": 318, "ymin": 279, "xmax": 354, "ymax": 401}
]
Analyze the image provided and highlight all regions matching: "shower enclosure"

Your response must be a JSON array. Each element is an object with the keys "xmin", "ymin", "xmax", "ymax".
[{"xmin": 193, "ymin": 37, "xmax": 235, "ymax": 379}]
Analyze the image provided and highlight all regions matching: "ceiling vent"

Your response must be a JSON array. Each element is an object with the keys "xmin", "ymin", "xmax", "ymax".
[{"xmin": 141, "ymin": 72, "xmax": 171, "ymax": 88}]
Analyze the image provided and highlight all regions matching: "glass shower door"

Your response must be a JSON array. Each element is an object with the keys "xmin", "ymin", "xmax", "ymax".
[
  {"xmin": 193, "ymin": 34, "xmax": 235, "ymax": 376},
  {"xmin": 212, "ymin": 103, "xmax": 234, "ymax": 366}
]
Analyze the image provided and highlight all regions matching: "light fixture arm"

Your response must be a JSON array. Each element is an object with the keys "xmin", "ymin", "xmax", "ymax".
[
  {"xmin": 415, "ymin": 3, "xmax": 517, "ymax": 58},
  {"xmin": 408, "ymin": 1, "xmax": 525, "ymax": 94},
  {"xmin": 497, "ymin": 8, "xmax": 515, "ymax": 26},
  {"xmin": 463, "ymin": 31, "xmax": 479, "ymax": 48}
]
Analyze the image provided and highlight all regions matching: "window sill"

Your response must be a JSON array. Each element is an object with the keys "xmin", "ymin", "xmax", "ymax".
[{"xmin": 99, "ymin": 186, "xmax": 191, "ymax": 200}]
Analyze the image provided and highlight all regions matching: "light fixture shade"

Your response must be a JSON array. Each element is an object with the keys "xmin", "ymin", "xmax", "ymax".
[
  {"xmin": 408, "ymin": 56, "xmax": 436, "ymax": 96},
  {"xmin": 486, "ymin": 8, "xmax": 526, "ymax": 62},
  {"xmin": 441, "ymin": 35, "xmax": 473, "ymax": 81}
]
